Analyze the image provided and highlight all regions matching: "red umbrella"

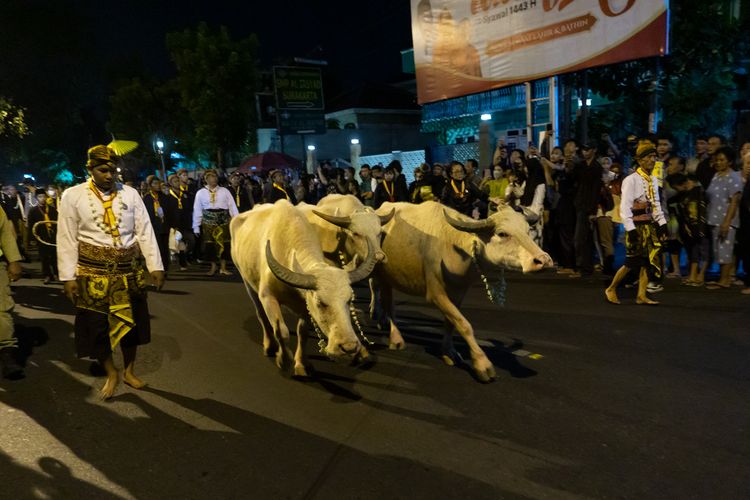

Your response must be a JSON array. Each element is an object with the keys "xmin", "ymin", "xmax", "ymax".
[{"xmin": 237, "ymin": 152, "xmax": 302, "ymax": 174}]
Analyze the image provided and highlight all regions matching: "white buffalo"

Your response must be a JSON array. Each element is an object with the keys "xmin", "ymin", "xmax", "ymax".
[
  {"xmin": 231, "ymin": 200, "xmax": 377, "ymax": 376},
  {"xmin": 297, "ymin": 194, "xmax": 393, "ymax": 268},
  {"xmin": 372, "ymin": 201, "xmax": 553, "ymax": 382}
]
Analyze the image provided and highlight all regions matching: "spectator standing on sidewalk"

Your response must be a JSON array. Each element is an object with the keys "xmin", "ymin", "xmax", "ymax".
[{"xmin": 705, "ymin": 147, "xmax": 742, "ymax": 290}]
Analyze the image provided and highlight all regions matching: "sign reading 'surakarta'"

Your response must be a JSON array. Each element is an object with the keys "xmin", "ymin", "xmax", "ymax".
[
  {"xmin": 411, "ymin": 0, "xmax": 669, "ymax": 104},
  {"xmin": 273, "ymin": 67, "xmax": 325, "ymax": 110}
]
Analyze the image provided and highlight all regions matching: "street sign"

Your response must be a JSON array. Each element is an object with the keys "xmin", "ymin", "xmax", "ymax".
[
  {"xmin": 277, "ymin": 110, "xmax": 326, "ymax": 135},
  {"xmin": 273, "ymin": 66, "xmax": 324, "ymax": 110}
]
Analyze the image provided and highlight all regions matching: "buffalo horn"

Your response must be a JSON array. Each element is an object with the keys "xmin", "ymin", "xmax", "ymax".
[
  {"xmin": 443, "ymin": 209, "xmax": 493, "ymax": 234},
  {"xmin": 348, "ymin": 238, "xmax": 378, "ymax": 284},
  {"xmin": 378, "ymin": 207, "xmax": 395, "ymax": 225},
  {"xmin": 265, "ymin": 241, "xmax": 317, "ymax": 290},
  {"xmin": 312, "ymin": 209, "xmax": 351, "ymax": 228}
]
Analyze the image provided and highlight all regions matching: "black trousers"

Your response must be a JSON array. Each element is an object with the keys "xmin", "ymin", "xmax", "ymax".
[
  {"xmin": 74, "ymin": 294, "xmax": 151, "ymax": 361},
  {"xmin": 156, "ymin": 232, "xmax": 170, "ymax": 273},
  {"xmin": 39, "ymin": 244, "xmax": 58, "ymax": 278},
  {"xmin": 574, "ymin": 211, "xmax": 594, "ymax": 274}
]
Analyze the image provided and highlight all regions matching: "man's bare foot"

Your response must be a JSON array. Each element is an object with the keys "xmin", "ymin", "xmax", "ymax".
[
  {"xmin": 604, "ymin": 288, "xmax": 620, "ymax": 304},
  {"xmin": 99, "ymin": 373, "xmax": 119, "ymax": 400},
  {"xmin": 636, "ymin": 296, "xmax": 659, "ymax": 305},
  {"xmin": 123, "ymin": 371, "xmax": 147, "ymax": 389},
  {"xmin": 207, "ymin": 263, "xmax": 217, "ymax": 276}
]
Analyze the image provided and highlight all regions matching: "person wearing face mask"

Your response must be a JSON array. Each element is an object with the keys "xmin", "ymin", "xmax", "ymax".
[
  {"xmin": 480, "ymin": 164, "xmax": 510, "ymax": 214},
  {"xmin": 27, "ymin": 190, "xmax": 58, "ymax": 284},
  {"xmin": 57, "ymin": 145, "xmax": 165, "ymax": 399}
]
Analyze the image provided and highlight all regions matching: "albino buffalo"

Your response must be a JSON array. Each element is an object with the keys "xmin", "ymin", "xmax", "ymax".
[
  {"xmin": 230, "ymin": 200, "xmax": 377, "ymax": 376},
  {"xmin": 373, "ymin": 201, "xmax": 553, "ymax": 382},
  {"xmin": 297, "ymin": 194, "xmax": 393, "ymax": 269}
]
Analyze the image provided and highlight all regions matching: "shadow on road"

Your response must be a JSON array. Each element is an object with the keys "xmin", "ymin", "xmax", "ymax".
[{"xmin": 1, "ymin": 362, "xmax": 507, "ymax": 499}]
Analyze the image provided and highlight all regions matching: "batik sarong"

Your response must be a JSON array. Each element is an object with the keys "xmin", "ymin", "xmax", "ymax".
[
  {"xmin": 201, "ymin": 209, "xmax": 231, "ymax": 261},
  {"xmin": 74, "ymin": 242, "xmax": 149, "ymax": 359}
]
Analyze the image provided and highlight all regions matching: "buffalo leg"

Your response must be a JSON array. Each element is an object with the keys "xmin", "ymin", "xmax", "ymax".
[
  {"xmin": 368, "ymin": 277, "xmax": 381, "ymax": 322},
  {"xmin": 258, "ymin": 291, "xmax": 293, "ymax": 371},
  {"xmin": 380, "ymin": 280, "xmax": 405, "ymax": 350},
  {"xmin": 428, "ymin": 291, "xmax": 496, "ymax": 382},
  {"xmin": 245, "ymin": 282, "xmax": 278, "ymax": 356},
  {"xmin": 293, "ymin": 319, "xmax": 312, "ymax": 378}
]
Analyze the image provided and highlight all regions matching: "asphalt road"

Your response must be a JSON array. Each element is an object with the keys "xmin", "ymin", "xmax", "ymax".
[{"xmin": 1, "ymin": 265, "xmax": 748, "ymax": 500}]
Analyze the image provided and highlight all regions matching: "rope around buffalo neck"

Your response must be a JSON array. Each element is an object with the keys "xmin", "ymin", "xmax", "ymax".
[
  {"xmin": 472, "ymin": 239, "xmax": 507, "ymax": 306},
  {"xmin": 305, "ymin": 298, "xmax": 328, "ymax": 354},
  {"xmin": 338, "ymin": 251, "xmax": 374, "ymax": 346}
]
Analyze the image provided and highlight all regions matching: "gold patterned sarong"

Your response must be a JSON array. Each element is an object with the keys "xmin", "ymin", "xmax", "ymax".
[
  {"xmin": 625, "ymin": 224, "xmax": 662, "ymax": 277},
  {"xmin": 75, "ymin": 242, "xmax": 147, "ymax": 352},
  {"xmin": 201, "ymin": 209, "xmax": 230, "ymax": 261}
]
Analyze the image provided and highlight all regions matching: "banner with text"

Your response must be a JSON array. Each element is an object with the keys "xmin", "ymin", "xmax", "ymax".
[{"xmin": 411, "ymin": 0, "xmax": 668, "ymax": 104}]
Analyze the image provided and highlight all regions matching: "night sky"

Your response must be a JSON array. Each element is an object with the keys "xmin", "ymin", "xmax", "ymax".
[
  {"xmin": 94, "ymin": 0, "xmax": 414, "ymax": 85},
  {"xmin": 0, "ymin": 0, "xmax": 415, "ymax": 167},
  {"xmin": 4, "ymin": 0, "xmax": 414, "ymax": 98}
]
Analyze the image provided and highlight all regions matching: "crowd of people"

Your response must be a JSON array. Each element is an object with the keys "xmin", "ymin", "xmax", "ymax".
[
  {"xmin": 2, "ymin": 132, "xmax": 750, "ymax": 296},
  {"xmin": 0, "ymin": 133, "xmax": 748, "ymax": 385}
]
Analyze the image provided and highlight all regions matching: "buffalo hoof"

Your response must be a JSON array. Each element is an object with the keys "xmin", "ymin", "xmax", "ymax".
[
  {"xmin": 275, "ymin": 350, "xmax": 293, "ymax": 372},
  {"xmin": 292, "ymin": 364, "xmax": 314, "ymax": 379},
  {"xmin": 388, "ymin": 340, "xmax": 405, "ymax": 351},
  {"xmin": 473, "ymin": 362, "xmax": 497, "ymax": 383},
  {"xmin": 441, "ymin": 349, "xmax": 463, "ymax": 366},
  {"xmin": 263, "ymin": 343, "xmax": 279, "ymax": 357}
]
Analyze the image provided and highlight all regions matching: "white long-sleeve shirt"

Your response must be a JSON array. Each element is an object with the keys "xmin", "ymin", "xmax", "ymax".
[
  {"xmin": 192, "ymin": 186, "xmax": 239, "ymax": 233},
  {"xmin": 57, "ymin": 182, "xmax": 164, "ymax": 281},
  {"xmin": 619, "ymin": 171, "xmax": 667, "ymax": 232}
]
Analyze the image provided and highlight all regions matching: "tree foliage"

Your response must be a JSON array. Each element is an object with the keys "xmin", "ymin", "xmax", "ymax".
[
  {"xmin": 0, "ymin": 97, "xmax": 30, "ymax": 139},
  {"xmin": 577, "ymin": 0, "xmax": 749, "ymax": 146},
  {"xmin": 166, "ymin": 23, "xmax": 259, "ymax": 168},
  {"xmin": 108, "ymin": 78, "xmax": 192, "ymax": 164}
]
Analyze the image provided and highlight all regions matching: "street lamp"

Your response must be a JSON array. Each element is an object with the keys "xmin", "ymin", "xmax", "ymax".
[
  {"xmin": 350, "ymin": 139, "xmax": 361, "ymax": 170},
  {"xmin": 155, "ymin": 139, "xmax": 166, "ymax": 181},
  {"xmin": 306, "ymin": 145, "xmax": 316, "ymax": 174}
]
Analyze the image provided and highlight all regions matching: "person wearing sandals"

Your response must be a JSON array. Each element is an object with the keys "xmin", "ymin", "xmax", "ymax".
[
  {"xmin": 704, "ymin": 146, "xmax": 742, "ymax": 290},
  {"xmin": 192, "ymin": 169, "xmax": 239, "ymax": 277},
  {"xmin": 605, "ymin": 140, "xmax": 668, "ymax": 305},
  {"xmin": 669, "ymin": 173, "xmax": 709, "ymax": 287}
]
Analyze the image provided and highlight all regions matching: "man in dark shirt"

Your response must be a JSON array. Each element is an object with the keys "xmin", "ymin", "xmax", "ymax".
[
  {"xmin": 572, "ymin": 142, "xmax": 604, "ymax": 277},
  {"xmin": 695, "ymin": 134, "xmax": 725, "ymax": 189},
  {"xmin": 227, "ymin": 171, "xmax": 254, "ymax": 213}
]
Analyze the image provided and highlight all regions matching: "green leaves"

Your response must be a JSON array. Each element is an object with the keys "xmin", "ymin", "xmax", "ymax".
[
  {"xmin": 166, "ymin": 23, "xmax": 259, "ymax": 168},
  {"xmin": 580, "ymin": 0, "xmax": 749, "ymax": 142},
  {"xmin": 0, "ymin": 97, "xmax": 30, "ymax": 139}
]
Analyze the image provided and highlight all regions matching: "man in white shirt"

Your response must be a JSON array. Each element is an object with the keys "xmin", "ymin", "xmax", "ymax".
[
  {"xmin": 57, "ymin": 145, "xmax": 165, "ymax": 399},
  {"xmin": 192, "ymin": 169, "xmax": 239, "ymax": 276},
  {"xmin": 605, "ymin": 140, "xmax": 668, "ymax": 305}
]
